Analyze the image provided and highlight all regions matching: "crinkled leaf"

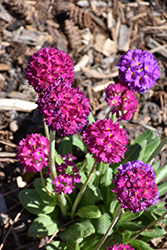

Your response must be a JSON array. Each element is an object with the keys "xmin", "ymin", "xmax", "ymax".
[
  {"xmin": 140, "ymin": 228, "xmax": 166, "ymax": 238},
  {"xmin": 147, "ymin": 136, "xmax": 167, "ymax": 164},
  {"xmin": 67, "ymin": 238, "xmax": 80, "ymax": 250},
  {"xmin": 109, "ymin": 199, "xmax": 119, "ymax": 215},
  {"xmin": 132, "ymin": 130, "xmax": 155, "ymax": 145},
  {"xmin": 118, "ymin": 221, "xmax": 144, "ymax": 231},
  {"xmin": 19, "ymin": 189, "xmax": 44, "ymax": 215},
  {"xmin": 80, "ymin": 234, "xmax": 101, "ymax": 250},
  {"xmin": 72, "ymin": 135, "xmax": 86, "ymax": 153},
  {"xmin": 142, "ymin": 137, "xmax": 160, "ymax": 163},
  {"xmin": 119, "ymin": 210, "xmax": 144, "ymax": 223},
  {"xmin": 58, "ymin": 137, "xmax": 72, "ymax": 156},
  {"xmin": 129, "ymin": 239, "xmax": 154, "ymax": 250},
  {"xmin": 85, "ymin": 153, "xmax": 95, "ymax": 173},
  {"xmin": 100, "ymin": 167, "xmax": 113, "ymax": 187},
  {"xmin": 46, "ymin": 241, "xmax": 67, "ymax": 250},
  {"xmin": 92, "ymin": 213, "xmax": 112, "ymax": 235},
  {"xmin": 158, "ymin": 182, "xmax": 167, "ymax": 197},
  {"xmin": 88, "ymin": 112, "xmax": 95, "ymax": 124},
  {"xmin": 59, "ymin": 219, "xmax": 95, "ymax": 244},
  {"xmin": 155, "ymin": 163, "xmax": 167, "ymax": 184},
  {"xmin": 33, "ymin": 178, "xmax": 55, "ymax": 204},
  {"xmin": 76, "ymin": 205, "xmax": 101, "ymax": 219},
  {"xmin": 78, "ymin": 187, "xmax": 101, "ymax": 207},
  {"xmin": 152, "ymin": 160, "xmax": 160, "ymax": 172},
  {"xmin": 28, "ymin": 214, "xmax": 58, "ymax": 237}
]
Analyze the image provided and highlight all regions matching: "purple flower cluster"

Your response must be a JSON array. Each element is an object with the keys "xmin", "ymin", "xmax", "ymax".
[
  {"xmin": 106, "ymin": 243, "xmax": 134, "ymax": 250},
  {"xmin": 112, "ymin": 160, "xmax": 159, "ymax": 213},
  {"xmin": 83, "ymin": 119, "xmax": 128, "ymax": 164},
  {"xmin": 37, "ymin": 82, "xmax": 90, "ymax": 136},
  {"xmin": 25, "ymin": 47, "xmax": 74, "ymax": 92},
  {"xmin": 105, "ymin": 82, "xmax": 138, "ymax": 121},
  {"xmin": 117, "ymin": 49, "xmax": 160, "ymax": 93},
  {"xmin": 52, "ymin": 154, "xmax": 81, "ymax": 195},
  {"xmin": 17, "ymin": 133, "xmax": 49, "ymax": 172}
]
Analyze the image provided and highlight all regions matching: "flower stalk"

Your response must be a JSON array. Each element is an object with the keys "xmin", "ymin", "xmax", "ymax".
[
  {"xmin": 95, "ymin": 203, "xmax": 122, "ymax": 250},
  {"xmin": 71, "ymin": 161, "xmax": 97, "ymax": 219},
  {"xmin": 49, "ymin": 129, "xmax": 67, "ymax": 216}
]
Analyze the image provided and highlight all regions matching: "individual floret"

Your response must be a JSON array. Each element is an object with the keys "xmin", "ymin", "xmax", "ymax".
[{"xmin": 112, "ymin": 160, "xmax": 159, "ymax": 213}]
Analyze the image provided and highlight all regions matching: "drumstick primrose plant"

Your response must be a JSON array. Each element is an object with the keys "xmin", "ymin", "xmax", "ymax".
[{"xmin": 17, "ymin": 47, "xmax": 167, "ymax": 250}]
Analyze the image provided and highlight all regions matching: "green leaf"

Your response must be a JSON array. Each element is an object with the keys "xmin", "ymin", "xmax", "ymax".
[
  {"xmin": 119, "ymin": 210, "xmax": 144, "ymax": 223},
  {"xmin": 58, "ymin": 137, "xmax": 72, "ymax": 156},
  {"xmin": 46, "ymin": 241, "xmax": 67, "ymax": 250},
  {"xmin": 33, "ymin": 178, "xmax": 55, "ymax": 204},
  {"xmin": 140, "ymin": 228, "xmax": 166, "ymax": 238},
  {"xmin": 142, "ymin": 137, "xmax": 160, "ymax": 163},
  {"xmin": 59, "ymin": 219, "xmax": 95, "ymax": 244},
  {"xmin": 76, "ymin": 205, "xmax": 101, "ymax": 219},
  {"xmin": 152, "ymin": 160, "xmax": 160, "ymax": 172},
  {"xmin": 122, "ymin": 144, "xmax": 141, "ymax": 164},
  {"xmin": 88, "ymin": 112, "xmax": 95, "ymax": 124},
  {"xmin": 92, "ymin": 213, "xmax": 112, "ymax": 235},
  {"xmin": 158, "ymin": 182, "xmax": 167, "ymax": 197},
  {"xmin": 155, "ymin": 163, "xmax": 167, "ymax": 184},
  {"xmin": 72, "ymin": 135, "xmax": 86, "ymax": 153},
  {"xmin": 118, "ymin": 222, "xmax": 144, "ymax": 231},
  {"xmin": 67, "ymin": 238, "xmax": 81, "ymax": 250},
  {"xmin": 28, "ymin": 214, "xmax": 58, "ymax": 237},
  {"xmin": 85, "ymin": 153, "xmax": 95, "ymax": 173},
  {"xmin": 19, "ymin": 189, "xmax": 44, "ymax": 215},
  {"xmin": 100, "ymin": 167, "xmax": 113, "ymax": 187},
  {"xmin": 137, "ymin": 140, "xmax": 147, "ymax": 161},
  {"xmin": 54, "ymin": 149, "xmax": 63, "ymax": 165},
  {"xmin": 129, "ymin": 239, "xmax": 154, "ymax": 250},
  {"xmin": 132, "ymin": 130, "xmax": 155, "ymax": 145},
  {"xmin": 109, "ymin": 199, "xmax": 119, "ymax": 215},
  {"xmin": 147, "ymin": 136, "xmax": 167, "ymax": 164},
  {"xmin": 78, "ymin": 187, "xmax": 101, "ymax": 207},
  {"xmin": 80, "ymin": 234, "xmax": 102, "ymax": 250}
]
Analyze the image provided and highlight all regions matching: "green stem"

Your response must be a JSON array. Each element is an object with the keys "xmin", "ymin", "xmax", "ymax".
[
  {"xmin": 44, "ymin": 121, "xmax": 50, "ymax": 140},
  {"xmin": 40, "ymin": 171, "xmax": 55, "ymax": 199},
  {"xmin": 125, "ymin": 210, "xmax": 167, "ymax": 244},
  {"xmin": 95, "ymin": 203, "xmax": 122, "ymax": 250},
  {"xmin": 71, "ymin": 161, "xmax": 97, "ymax": 219},
  {"xmin": 49, "ymin": 130, "xmax": 57, "ymax": 180},
  {"xmin": 49, "ymin": 130, "xmax": 67, "ymax": 217}
]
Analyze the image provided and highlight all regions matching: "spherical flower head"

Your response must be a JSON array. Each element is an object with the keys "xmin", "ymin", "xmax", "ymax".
[
  {"xmin": 17, "ymin": 133, "xmax": 49, "ymax": 172},
  {"xmin": 83, "ymin": 119, "xmax": 128, "ymax": 164},
  {"xmin": 117, "ymin": 49, "xmax": 160, "ymax": 93},
  {"xmin": 25, "ymin": 47, "xmax": 74, "ymax": 92},
  {"xmin": 52, "ymin": 154, "xmax": 81, "ymax": 195},
  {"xmin": 37, "ymin": 82, "xmax": 90, "ymax": 136},
  {"xmin": 105, "ymin": 82, "xmax": 138, "ymax": 121},
  {"xmin": 106, "ymin": 243, "xmax": 134, "ymax": 250},
  {"xmin": 112, "ymin": 160, "xmax": 159, "ymax": 213}
]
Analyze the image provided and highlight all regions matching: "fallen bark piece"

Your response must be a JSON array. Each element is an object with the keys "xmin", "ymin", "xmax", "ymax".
[{"xmin": 0, "ymin": 98, "xmax": 37, "ymax": 112}]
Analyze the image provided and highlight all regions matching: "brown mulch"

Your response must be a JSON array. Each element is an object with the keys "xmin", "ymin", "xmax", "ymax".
[{"xmin": 0, "ymin": 0, "xmax": 167, "ymax": 249}]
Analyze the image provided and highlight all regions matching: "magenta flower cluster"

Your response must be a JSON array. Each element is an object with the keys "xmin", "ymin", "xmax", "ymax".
[
  {"xmin": 37, "ymin": 82, "xmax": 90, "ymax": 136},
  {"xmin": 117, "ymin": 49, "xmax": 160, "ymax": 93},
  {"xmin": 52, "ymin": 154, "xmax": 81, "ymax": 195},
  {"xmin": 17, "ymin": 133, "xmax": 49, "ymax": 172},
  {"xmin": 83, "ymin": 119, "xmax": 128, "ymax": 164},
  {"xmin": 112, "ymin": 160, "xmax": 159, "ymax": 213},
  {"xmin": 106, "ymin": 243, "xmax": 134, "ymax": 250},
  {"xmin": 25, "ymin": 47, "xmax": 74, "ymax": 92},
  {"xmin": 105, "ymin": 82, "xmax": 138, "ymax": 121}
]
